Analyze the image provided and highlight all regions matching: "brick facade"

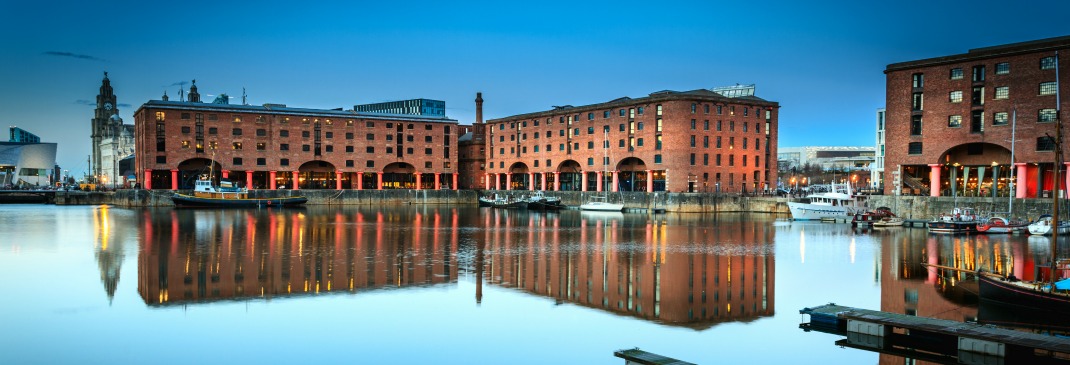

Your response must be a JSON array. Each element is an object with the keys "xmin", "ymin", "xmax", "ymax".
[
  {"xmin": 134, "ymin": 100, "xmax": 459, "ymax": 190},
  {"xmin": 884, "ymin": 36, "xmax": 1070, "ymax": 198},
  {"xmin": 484, "ymin": 89, "xmax": 779, "ymax": 193}
]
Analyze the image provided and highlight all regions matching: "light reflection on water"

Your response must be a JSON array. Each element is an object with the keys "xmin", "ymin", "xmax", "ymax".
[{"xmin": 0, "ymin": 205, "xmax": 1065, "ymax": 364}]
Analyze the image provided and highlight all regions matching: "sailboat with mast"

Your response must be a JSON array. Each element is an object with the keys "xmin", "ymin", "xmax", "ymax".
[
  {"xmin": 978, "ymin": 51, "xmax": 1070, "ymax": 311},
  {"xmin": 580, "ymin": 129, "xmax": 624, "ymax": 212}
]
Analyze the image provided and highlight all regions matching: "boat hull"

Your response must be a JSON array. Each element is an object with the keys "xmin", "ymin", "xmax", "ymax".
[
  {"xmin": 872, "ymin": 218, "xmax": 904, "ymax": 227},
  {"xmin": 527, "ymin": 199, "xmax": 564, "ymax": 210},
  {"xmin": 579, "ymin": 202, "xmax": 624, "ymax": 212},
  {"xmin": 787, "ymin": 202, "xmax": 853, "ymax": 220},
  {"xmin": 172, "ymin": 193, "xmax": 307, "ymax": 208},
  {"xmin": 978, "ymin": 274, "xmax": 1070, "ymax": 312},
  {"xmin": 927, "ymin": 221, "xmax": 979, "ymax": 234}
]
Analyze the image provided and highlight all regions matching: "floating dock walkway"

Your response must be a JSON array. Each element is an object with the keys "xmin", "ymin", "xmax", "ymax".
[
  {"xmin": 800, "ymin": 303, "xmax": 1070, "ymax": 364},
  {"xmin": 613, "ymin": 348, "xmax": 695, "ymax": 365}
]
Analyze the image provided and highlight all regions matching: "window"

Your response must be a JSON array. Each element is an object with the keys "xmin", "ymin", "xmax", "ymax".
[
  {"xmin": 728, "ymin": 155, "xmax": 734, "ymax": 166},
  {"xmin": 181, "ymin": 126, "xmax": 190, "ymax": 134},
  {"xmin": 280, "ymin": 130, "xmax": 289, "ymax": 137},
  {"xmin": 994, "ymin": 86, "xmax": 1009, "ymax": 99},
  {"xmin": 619, "ymin": 109, "xmax": 626, "ymax": 117},
  {"xmin": 911, "ymin": 116, "xmax": 922, "ymax": 135},
  {"xmin": 302, "ymin": 145, "xmax": 310, "ymax": 152},
  {"xmin": 155, "ymin": 156, "xmax": 166, "ymax": 164},
  {"xmin": 256, "ymin": 158, "xmax": 266, "ymax": 166},
  {"xmin": 912, "ymin": 92, "xmax": 924, "ymax": 110},
  {"xmin": 1041, "ymin": 56, "xmax": 1056, "ymax": 70},
  {"xmin": 637, "ymin": 122, "xmax": 644, "ymax": 130},
  {"xmin": 690, "ymin": 119, "xmax": 696, "ymax": 130},
  {"xmin": 1038, "ymin": 136, "xmax": 1056, "ymax": 151},
  {"xmin": 716, "ymin": 136, "xmax": 722, "ymax": 148},
  {"xmin": 975, "ymin": 66, "xmax": 988, "ymax": 82},
  {"xmin": 655, "ymin": 135, "xmax": 662, "ymax": 150},
  {"xmin": 703, "ymin": 154, "xmax": 709, "ymax": 166},
  {"xmin": 181, "ymin": 140, "xmax": 190, "ymax": 149},
  {"xmin": 690, "ymin": 135, "xmax": 696, "ymax": 147},
  {"xmin": 716, "ymin": 154, "xmax": 722, "ymax": 166},
  {"xmin": 1040, "ymin": 109, "xmax": 1057, "ymax": 123},
  {"xmin": 689, "ymin": 153, "xmax": 696, "ymax": 165},
  {"xmin": 716, "ymin": 120, "xmax": 722, "ymax": 131},
  {"xmin": 587, "ymin": 127, "xmax": 594, "ymax": 134},
  {"xmin": 637, "ymin": 138, "xmax": 644, "ymax": 146},
  {"xmin": 948, "ymin": 115, "xmax": 962, "ymax": 127},
  {"xmin": 232, "ymin": 142, "xmax": 242, "ymax": 150},
  {"xmin": 280, "ymin": 158, "xmax": 289, "ymax": 166},
  {"xmin": 425, "ymin": 148, "xmax": 432, "ymax": 155},
  {"xmin": 406, "ymin": 147, "xmax": 413, "ymax": 154},
  {"xmin": 587, "ymin": 141, "xmax": 594, "ymax": 149},
  {"xmin": 345, "ymin": 160, "xmax": 354, "ymax": 167},
  {"xmin": 302, "ymin": 131, "xmax": 310, "ymax": 138},
  {"xmin": 425, "ymin": 124, "xmax": 432, "ymax": 130},
  {"xmin": 654, "ymin": 154, "xmax": 662, "ymax": 163},
  {"xmin": 637, "ymin": 107, "xmax": 644, "ymax": 115},
  {"xmin": 603, "ymin": 110, "xmax": 610, "ymax": 118},
  {"xmin": 208, "ymin": 127, "xmax": 218, "ymax": 135},
  {"xmin": 691, "ymin": 103, "xmax": 697, "ymax": 113},
  {"xmin": 346, "ymin": 132, "xmax": 353, "ymax": 139},
  {"xmin": 181, "ymin": 113, "xmax": 190, "ymax": 119},
  {"xmin": 232, "ymin": 128, "xmax": 242, "ymax": 136},
  {"xmin": 703, "ymin": 120, "xmax": 709, "ymax": 130},
  {"xmin": 618, "ymin": 139, "xmax": 625, "ymax": 147},
  {"xmin": 344, "ymin": 145, "xmax": 353, "ymax": 153},
  {"xmin": 280, "ymin": 143, "xmax": 289, "ymax": 151},
  {"xmin": 656, "ymin": 104, "xmax": 663, "ymax": 116},
  {"xmin": 425, "ymin": 136, "xmax": 432, "ymax": 142},
  {"xmin": 950, "ymin": 68, "xmax": 963, "ymax": 80},
  {"xmin": 208, "ymin": 114, "xmax": 217, "ymax": 121},
  {"xmin": 325, "ymin": 132, "xmax": 333, "ymax": 139},
  {"xmin": 1040, "ymin": 82, "xmax": 1057, "ymax": 95},
  {"xmin": 702, "ymin": 136, "xmax": 709, "ymax": 148},
  {"xmin": 587, "ymin": 112, "xmax": 594, "ymax": 120},
  {"xmin": 912, "ymin": 73, "xmax": 924, "ymax": 88},
  {"xmin": 972, "ymin": 86, "xmax": 984, "ymax": 106},
  {"xmin": 971, "ymin": 110, "xmax": 984, "ymax": 133},
  {"xmin": 256, "ymin": 128, "xmax": 267, "ymax": 137},
  {"xmin": 949, "ymin": 91, "xmax": 963, "ymax": 103},
  {"xmin": 366, "ymin": 160, "xmax": 374, "ymax": 168},
  {"xmin": 325, "ymin": 145, "xmax": 333, "ymax": 152},
  {"xmin": 587, "ymin": 157, "xmax": 594, "ymax": 166},
  {"xmin": 995, "ymin": 62, "xmax": 1009, "ymax": 75},
  {"xmin": 232, "ymin": 157, "xmax": 242, "ymax": 165},
  {"xmin": 993, "ymin": 112, "xmax": 1009, "ymax": 126},
  {"xmin": 407, "ymin": 135, "xmax": 414, "ymax": 142},
  {"xmin": 365, "ymin": 146, "xmax": 374, "ymax": 153},
  {"xmin": 908, "ymin": 142, "xmax": 922, "ymax": 155}
]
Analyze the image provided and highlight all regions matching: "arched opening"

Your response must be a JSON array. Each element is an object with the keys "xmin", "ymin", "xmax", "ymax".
[
  {"xmin": 616, "ymin": 157, "xmax": 648, "ymax": 192},
  {"xmin": 382, "ymin": 162, "xmax": 416, "ymax": 189},
  {"xmin": 176, "ymin": 158, "xmax": 221, "ymax": 189},
  {"xmin": 938, "ymin": 143, "xmax": 1016, "ymax": 197},
  {"xmin": 298, "ymin": 160, "xmax": 336, "ymax": 189},
  {"xmin": 557, "ymin": 160, "xmax": 583, "ymax": 191},
  {"xmin": 509, "ymin": 162, "xmax": 529, "ymax": 190}
]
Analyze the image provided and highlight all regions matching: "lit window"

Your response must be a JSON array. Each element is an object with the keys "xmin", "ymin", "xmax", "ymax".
[{"xmin": 994, "ymin": 87, "xmax": 1009, "ymax": 99}]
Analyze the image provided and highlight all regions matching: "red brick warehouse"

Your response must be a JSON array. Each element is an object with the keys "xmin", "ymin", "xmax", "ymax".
[
  {"xmin": 134, "ymin": 81, "xmax": 459, "ymax": 190},
  {"xmin": 482, "ymin": 86, "xmax": 780, "ymax": 194},
  {"xmin": 884, "ymin": 36, "xmax": 1070, "ymax": 198}
]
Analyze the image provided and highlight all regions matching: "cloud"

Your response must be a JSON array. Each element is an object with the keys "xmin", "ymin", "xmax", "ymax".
[
  {"xmin": 167, "ymin": 81, "xmax": 189, "ymax": 87},
  {"xmin": 43, "ymin": 51, "xmax": 103, "ymax": 61},
  {"xmin": 117, "ymin": 103, "xmax": 131, "ymax": 108},
  {"xmin": 75, "ymin": 100, "xmax": 95, "ymax": 106}
]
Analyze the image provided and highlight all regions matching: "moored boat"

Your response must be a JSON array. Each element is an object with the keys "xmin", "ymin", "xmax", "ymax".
[
  {"xmin": 927, "ymin": 207, "xmax": 981, "ymax": 234},
  {"xmin": 478, "ymin": 194, "xmax": 526, "ymax": 209},
  {"xmin": 786, "ymin": 183, "xmax": 866, "ymax": 221},
  {"xmin": 1027, "ymin": 214, "xmax": 1070, "ymax": 235},
  {"xmin": 851, "ymin": 207, "xmax": 895, "ymax": 227},
  {"xmin": 526, "ymin": 191, "xmax": 564, "ymax": 210},
  {"xmin": 580, "ymin": 195, "xmax": 624, "ymax": 212},
  {"xmin": 172, "ymin": 176, "xmax": 307, "ymax": 208},
  {"xmin": 872, "ymin": 216, "xmax": 904, "ymax": 227},
  {"xmin": 978, "ymin": 271, "xmax": 1070, "ymax": 312},
  {"xmin": 976, "ymin": 216, "xmax": 1029, "ymax": 234}
]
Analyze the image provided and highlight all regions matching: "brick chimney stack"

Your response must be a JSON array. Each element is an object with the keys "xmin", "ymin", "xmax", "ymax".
[{"xmin": 475, "ymin": 92, "xmax": 483, "ymax": 124}]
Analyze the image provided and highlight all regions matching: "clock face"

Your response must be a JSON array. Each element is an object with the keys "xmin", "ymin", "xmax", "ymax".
[{"xmin": 104, "ymin": 102, "xmax": 113, "ymax": 110}]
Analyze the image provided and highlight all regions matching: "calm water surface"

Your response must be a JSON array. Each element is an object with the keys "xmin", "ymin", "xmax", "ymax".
[{"xmin": 0, "ymin": 204, "xmax": 1060, "ymax": 364}]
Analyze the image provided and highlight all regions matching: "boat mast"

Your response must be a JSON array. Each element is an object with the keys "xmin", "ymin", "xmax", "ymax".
[
  {"xmin": 1010, "ymin": 108, "xmax": 1016, "ymax": 214},
  {"xmin": 1053, "ymin": 50, "xmax": 1062, "ymax": 291}
]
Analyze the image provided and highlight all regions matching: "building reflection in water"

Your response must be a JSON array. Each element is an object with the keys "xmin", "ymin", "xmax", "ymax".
[
  {"xmin": 875, "ymin": 228, "xmax": 1064, "ymax": 364},
  {"xmin": 137, "ymin": 207, "xmax": 460, "ymax": 305},
  {"xmin": 477, "ymin": 210, "xmax": 775, "ymax": 328},
  {"xmin": 94, "ymin": 205, "xmax": 128, "ymax": 304},
  {"xmin": 136, "ymin": 207, "xmax": 775, "ymax": 328}
]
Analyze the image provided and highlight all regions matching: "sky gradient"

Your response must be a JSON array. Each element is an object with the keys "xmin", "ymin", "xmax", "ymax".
[{"xmin": 2, "ymin": 0, "xmax": 1067, "ymax": 177}]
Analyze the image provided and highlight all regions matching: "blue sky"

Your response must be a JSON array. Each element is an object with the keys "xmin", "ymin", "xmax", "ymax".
[{"xmin": 1, "ymin": 0, "xmax": 1067, "ymax": 176}]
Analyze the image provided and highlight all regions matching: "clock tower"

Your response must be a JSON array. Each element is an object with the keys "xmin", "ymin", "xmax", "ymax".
[{"xmin": 91, "ymin": 72, "xmax": 119, "ymax": 180}]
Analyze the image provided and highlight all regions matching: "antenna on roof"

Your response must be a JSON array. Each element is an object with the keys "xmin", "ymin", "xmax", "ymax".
[
  {"xmin": 242, "ymin": 87, "xmax": 247, "ymax": 105},
  {"xmin": 179, "ymin": 88, "xmax": 185, "ymax": 102}
]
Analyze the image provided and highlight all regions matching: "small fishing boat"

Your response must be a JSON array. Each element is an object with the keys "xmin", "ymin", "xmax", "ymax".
[
  {"xmin": 172, "ymin": 175, "xmax": 307, "ymax": 208},
  {"xmin": 1027, "ymin": 214, "xmax": 1070, "ymax": 235},
  {"xmin": 976, "ymin": 216, "xmax": 1028, "ymax": 234},
  {"xmin": 526, "ymin": 191, "xmax": 564, "ymax": 210},
  {"xmin": 872, "ymin": 216, "xmax": 904, "ymax": 227},
  {"xmin": 851, "ymin": 207, "xmax": 895, "ymax": 227},
  {"xmin": 478, "ymin": 194, "xmax": 526, "ymax": 209},
  {"xmin": 927, "ymin": 207, "xmax": 981, "ymax": 234}
]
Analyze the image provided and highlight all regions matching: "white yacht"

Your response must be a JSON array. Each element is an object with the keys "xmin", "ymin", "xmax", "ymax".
[
  {"xmin": 580, "ymin": 195, "xmax": 624, "ymax": 212},
  {"xmin": 786, "ymin": 183, "xmax": 865, "ymax": 220}
]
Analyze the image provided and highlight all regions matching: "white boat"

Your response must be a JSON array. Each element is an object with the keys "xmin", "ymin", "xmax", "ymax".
[
  {"xmin": 1027, "ymin": 214, "xmax": 1070, "ymax": 235},
  {"xmin": 786, "ymin": 183, "xmax": 865, "ymax": 220},
  {"xmin": 580, "ymin": 130, "xmax": 624, "ymax": 212},
  {"xmin": 580, "ymin": 195, "xmax": 624, "ymax": 212}
]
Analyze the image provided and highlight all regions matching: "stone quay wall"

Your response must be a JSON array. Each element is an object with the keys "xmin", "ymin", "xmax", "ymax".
[{"xmin": 52, "ymin": 189, "xmax": 791, "ymax": 212}]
